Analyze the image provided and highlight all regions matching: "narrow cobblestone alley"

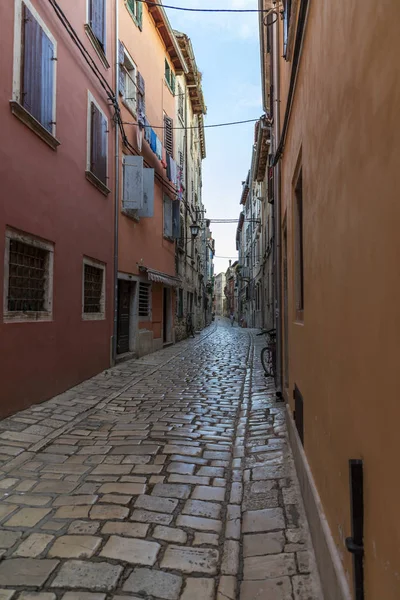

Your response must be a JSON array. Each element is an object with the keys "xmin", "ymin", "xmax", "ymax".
[{"xmin": 0, "ymin": 320, "xmax": 322, "ymax": 600}]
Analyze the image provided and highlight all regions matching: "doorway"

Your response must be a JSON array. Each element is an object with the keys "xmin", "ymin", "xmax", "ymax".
[
  {"xmin": 163, "ymin": 287, "xmax": 172, "ymax": 344},
  {"xmin": 117, "ymin": 280, "xmax": 131, "ymax": 354}
]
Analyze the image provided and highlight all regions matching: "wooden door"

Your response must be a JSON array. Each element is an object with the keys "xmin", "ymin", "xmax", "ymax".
[{"xmin": 117, "ymin": 280, "xmax": 130, "ymax": 354}]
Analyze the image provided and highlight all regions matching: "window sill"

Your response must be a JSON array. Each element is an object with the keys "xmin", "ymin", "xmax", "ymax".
[
  {"xmin": 84, "ymin": 24, "xmax": 110, "ymax": 69},
  {"xmin": 4, "ymin": 311, "xmax": 52, "ymax": 324},
  {"xmin": 10, "ymin": 102, "xmax": 60, "ymax": 151},
  {"xmin": 85, "ymin": 171, "xmax": 111, "ymax": 196},
  {"xmin": 122, "ymin": 207, "xmax": 140, "ymax": 222},
  {"xmin": 82, "ymin": 312, "xmax": 105, "ymax": 321}
]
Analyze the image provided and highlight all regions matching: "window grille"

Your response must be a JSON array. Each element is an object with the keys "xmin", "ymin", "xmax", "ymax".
[
  {"xmin": 84, "ymin": 264, "xmax": 103, "ymax": 313},
  {"xmin": 8, "ymin": 240, "xmax": 48, "ymax": 312},
  {"xmin": 139, "ymin": 283, "xmax": 150, "ymax": 317}
]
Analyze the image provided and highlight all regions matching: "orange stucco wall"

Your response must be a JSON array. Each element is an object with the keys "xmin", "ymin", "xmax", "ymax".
[
  {"xmin": 280, "ymin": 2, "xmax": 400, "ymax": 597},
  {"xmin": 117, "ymin": 0, "xmax": 177, "ymax": 342}
]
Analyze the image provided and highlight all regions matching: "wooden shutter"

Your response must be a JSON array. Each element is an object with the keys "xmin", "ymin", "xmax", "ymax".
[
  {"xmin": 164, "ymin": 196, "xmax": 172, "ymax": 238},
  {"xmin": 137, "ymin": 0, "xmax": 143, "ymax": 30},
  {"xmin": 90, "ymin": 0, "xmax": 105, "ymax": 49},
  {"xmin": 138, "ymin": 168, "xmax": 155, "ymax": 218},
  {"xmin": 171, "ymin": 72, "xmax": 176, "ymax": 96},
  {"xmin": 22, "ymin": 5, "xmax": 43, "ymax": 124},
  {"xmin": 164, "ymin": 116, "xmax": 173, "ymax": 156},
  {"xmin": 41, "ymin": 31, "xmax": 54, "ymax": 132},
  {"xmin": 90, "ymin": 102, "xmax": 107, "ymax": 184},
  {"xmin": 172, "ymin": 200, "xmax": 180, "ymax": 239},
  {"xmin": 118, "ymin": 40, "xmax": 125, "ymax": 96},
  {"xmin": 123, "ymin": 155, "xmax": 143, "ymax": 210}
]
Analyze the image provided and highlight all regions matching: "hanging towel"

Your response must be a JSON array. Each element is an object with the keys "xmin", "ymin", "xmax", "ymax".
[
  {"xmin": 150, "ymin": 130, "xmax": 157, "ymax": 153},
  {"xmin": 144, "ymin": 118, "xmax": 151, "ymax": 144},
  {"xmin": 137, "ymin": 93, "xmax": 146, "ymax": 127},
  {"xmin": 136, "ymin": 125, "xmax": 143, "ymax": 152},
  {"xmin": 156, "ymin": 136, "xmax": 162, "ymax": 160}
]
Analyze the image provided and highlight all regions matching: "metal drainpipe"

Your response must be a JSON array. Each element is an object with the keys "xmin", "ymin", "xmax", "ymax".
[
  {"xmin": 112, "ymin": 0, "xmax": 120, "ymax": 364},
  {"xmin": 273, "ymin": 11, "xmax": 283, "ymax": 396}
]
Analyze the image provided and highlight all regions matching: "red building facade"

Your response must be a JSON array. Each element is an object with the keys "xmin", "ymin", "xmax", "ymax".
[{"xmin": 0, "ymin": 0, "xmax": 116, "ymax": 416}]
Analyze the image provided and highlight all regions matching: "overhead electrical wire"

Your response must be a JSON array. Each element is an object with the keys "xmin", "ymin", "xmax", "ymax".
[
  {"xmin": 136, "ymin": 0, "xmax": 277, "ymax": 13},
  {"xmin": 124, "ymin": 118, "xmax": 260, "ymax": 130}
]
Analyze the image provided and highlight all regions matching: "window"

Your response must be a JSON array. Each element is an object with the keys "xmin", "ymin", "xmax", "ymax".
[
  {"xmin": 121, "ymin": 48, "xmax": 137, "ymax": 115},
  {"xmin": 164, "ymin": 115, "xmax": 174, "ymax": 156},
  {"xmin": 85, "ymin": 0, "xmax": 109, "ymax": 66},
  {"xmin": 177, "ymin": 288, "xmax": 184, "ymax": 318},
  {"xmin": 164, "ymin": 195, "xmax": 173, "ymax": 239},
  {"xmin": 165, "ymin": 60, "xmax": 175, "ymax": 95},
  {"xmin": 3, "ymin": 229, "xmax": 54, "ymax": 323},
  {"xmin": 294, "ymin": 169, "xmax": 304, "ymax": 316},
  {"xmin": 283, "ymin": 0, "xmax": 292, "ymax": 58},
  {"xmin": 125, "ymin": 0, "xmax": 143, "ymax": 29},
  {"xmin": 11, "ymin": 0, "xmax": 58, "ymax": 148},
  {"xmin": 82, "ymin": 257, "xmax": 105, "ymax": 320},
  {"xmin": 138, "ymin": 283, "xmax": 151, "ymax": 318},
  {"xmin": 86, "ymin": 93, "xmax": 109, "ymax": 194}
]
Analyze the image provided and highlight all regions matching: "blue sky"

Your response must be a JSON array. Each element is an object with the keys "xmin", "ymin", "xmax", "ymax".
[{"xmin": 165, "ymin": 0, "xmax": 262, "ymax": 275}]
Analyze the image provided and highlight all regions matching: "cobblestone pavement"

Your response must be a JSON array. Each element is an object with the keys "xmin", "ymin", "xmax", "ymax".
[{"xmin": 0, "ymin": 319, "xmax": 323, "ymax": 600}]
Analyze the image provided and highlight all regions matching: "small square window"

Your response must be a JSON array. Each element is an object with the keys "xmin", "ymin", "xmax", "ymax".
[
  {"xmin": 82, "ymin": 258, "xmax": 105, "ymax": 320},
  {"xmin": 138, "ymin": 282, "xmax": 151, "ymax": 318},
  {"xmin": 3, "ymin": 229, "xmax": 54, "ymax": 323}
]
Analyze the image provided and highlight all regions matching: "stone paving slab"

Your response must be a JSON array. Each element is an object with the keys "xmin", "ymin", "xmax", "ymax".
[{"xmin": 0, "ymin": 320, "xmax": 323, "ymax": 599}]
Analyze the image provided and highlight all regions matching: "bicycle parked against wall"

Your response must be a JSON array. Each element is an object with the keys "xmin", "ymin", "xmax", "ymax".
[
  {"xmin": 257, "ymin": 328, "xmax": 276, "ymax": 378},
  {"xmin": 186, "ymin": 312, "xmax": 195, "ymax": 338}
]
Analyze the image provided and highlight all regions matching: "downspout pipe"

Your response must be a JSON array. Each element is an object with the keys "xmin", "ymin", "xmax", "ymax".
[
  {"xmin": 112, "ymin": 0, "xmax": 120, "ymax": 363},
  {"xmin": 272, "ymin": 7, "xmax": 283, "ymax": 397}
]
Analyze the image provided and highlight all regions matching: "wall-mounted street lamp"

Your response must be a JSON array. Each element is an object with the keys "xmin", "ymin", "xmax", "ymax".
[{"xmin": 189, "ymin": 223, "xmax": 200, "ymax": 238}]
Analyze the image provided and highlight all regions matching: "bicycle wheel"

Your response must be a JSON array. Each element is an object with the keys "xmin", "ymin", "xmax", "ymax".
[{"xmin": 261, "ymin": 347, "xmax": 273, "ymax": 377}]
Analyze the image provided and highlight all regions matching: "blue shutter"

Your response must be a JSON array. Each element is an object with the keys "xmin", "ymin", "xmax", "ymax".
[
  {"xmin": 118, "ymin": 41, "xmax": 125, "ymax": 96},
  {"xmin": 41, "ymin": 32, "xmax": 55, "ymax": 132},
  {"xmin": 90, "ymin": 0, "xmax": 105, "ymax": 49},
  {"xmin": 90, "ymin": 103, "xmax": 107, "ymax": 184},
  {"xmin": 138, "ymin": 168, "xmax": 155, "ymax": 218},
  {"xmin": 22, "ymin": 5, "xmax": 42, "ymax": 123}
]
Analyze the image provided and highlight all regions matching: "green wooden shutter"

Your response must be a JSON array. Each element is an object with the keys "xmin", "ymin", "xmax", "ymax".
[
  {"xmin": 137, "ymin": 0, "xmax": 143, "ymax": 30},
  {"xmin": 171, "ymin": 72, "xmax": 176, "ymax": 96}
]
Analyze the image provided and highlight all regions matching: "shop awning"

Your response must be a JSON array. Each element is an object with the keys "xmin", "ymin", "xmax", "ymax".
[{"xmin": 141, "ymin": 267, "xmax": 182, "ymax": 288}]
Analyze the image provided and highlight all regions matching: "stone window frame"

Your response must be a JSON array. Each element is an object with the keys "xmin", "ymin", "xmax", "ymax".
[
  {"xmin": 3, "ymin": 228, "xmax": 54, "ymax": 324},
  {"xmin": 82, "ymin": 256, "xmax": 106, "ymax": 321}
]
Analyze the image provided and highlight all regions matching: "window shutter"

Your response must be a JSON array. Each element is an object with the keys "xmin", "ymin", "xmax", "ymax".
[
  {"xmin": 90, "ymin": 103, "xmax": 107, "ymax": 184},
  {"xmin": 22, "ymin": 5, "xmax": 42, "ymax": 123},
  {"xmin": 118, "ymin": 40, "xmax": 125, "ymax": 96},
  {"xmin": 138, "ymin": 168, "xmax": 155, "ymax": 218},
  {"xmin": 172, "ymin": 200, "xmax": 180, "ymax": 239},
  {"xmin": 164, "ymin": 196, "xmax": 173, "ymax": 238},
  {"xmin": 123, "ymin": 155, "xmax": 143, "ymax": 210},
  {"xmin": 171, "ymin": 72, "xmax": 176, "ymax": 96},
  {"xmin": 90, "ymin": 0, "xmax": 105, "ymax": 49},
  {"xmin": 164, "ymin": 116, "xmax": 173, "ymax": 156},
  {"xmin": 137, "ymin": 0, "xmax": 143, "ymax": 30},
  {"xmin": 41, "ymin": 31, "xmax": 55, "ymax": 132}
]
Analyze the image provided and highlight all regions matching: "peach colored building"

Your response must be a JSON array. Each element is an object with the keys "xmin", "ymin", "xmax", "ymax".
[
  {"xmin": 259, "ymin": 1, "xmax": 400, "ymax": 598},
  {"xmin": 0, "ymin": 0, "xmax": 116, "ymax": 416},
  {"xmin": 116, "ymin": 0, "xmax": 187, "ymax": 357}
]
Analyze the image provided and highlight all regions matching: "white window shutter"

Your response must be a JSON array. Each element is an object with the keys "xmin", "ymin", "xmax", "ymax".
[
  {"xmin": 138, "ymin": 168, "xmax": 154, "ymax": 218},
  {"xmin": 123, "ymin": 155, "xmax": 143, "ymax": 210}
]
